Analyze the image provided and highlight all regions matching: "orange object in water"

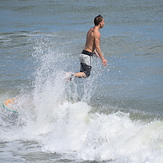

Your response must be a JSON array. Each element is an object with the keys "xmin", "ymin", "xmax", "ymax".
[{"xmin": 2, "ymin": 98, "xmax": 18, "ymax": 113}]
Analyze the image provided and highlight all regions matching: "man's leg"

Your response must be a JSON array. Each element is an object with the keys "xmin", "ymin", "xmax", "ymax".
[
  {"xmin": 64, "ymin": 72, "xmax": 86, "ymax": 81},
  {"xmin": 74, "ymin": 72, "xmax": 86, "ymax": 78}
]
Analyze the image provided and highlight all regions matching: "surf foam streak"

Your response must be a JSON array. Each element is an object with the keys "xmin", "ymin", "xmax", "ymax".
[{"xmin": 0, "ymin": 38, "xmax": 163, "ymax": 163}]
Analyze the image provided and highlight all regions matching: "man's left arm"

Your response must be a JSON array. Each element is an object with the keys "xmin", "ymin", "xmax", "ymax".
[{"xmin": 94, "ymin": 32, "xmax": 108, "ymax": 66}]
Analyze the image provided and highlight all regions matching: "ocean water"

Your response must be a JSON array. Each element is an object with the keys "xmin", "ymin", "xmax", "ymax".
[{"xmin": 0, "ymin": 0, "xmax": 163, "ymax": 163}]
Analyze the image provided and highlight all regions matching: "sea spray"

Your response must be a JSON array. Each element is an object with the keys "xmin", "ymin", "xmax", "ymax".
[{"xmin": 0, "ymin": 37, "xmax": 163, "ymax": 163}]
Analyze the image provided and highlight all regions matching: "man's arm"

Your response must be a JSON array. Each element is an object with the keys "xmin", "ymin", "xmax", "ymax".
[{"xmin": 94, "ymin": 32, "xmax": 108, "ymax": 66}]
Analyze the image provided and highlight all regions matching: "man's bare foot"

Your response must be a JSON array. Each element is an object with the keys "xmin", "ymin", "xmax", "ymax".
[{"xmin": 64, "ymin": 72, "xmax": 75, "ymax": 81}]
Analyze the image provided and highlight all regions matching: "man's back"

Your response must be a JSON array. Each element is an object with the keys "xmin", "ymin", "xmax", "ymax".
[{"xmin": 84, "ymin": 27, "xmax": 97, "ymax": 53}]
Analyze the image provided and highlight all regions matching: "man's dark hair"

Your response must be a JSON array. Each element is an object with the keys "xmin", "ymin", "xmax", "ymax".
[{"xmin": 94, "ymin": 15, "xmax": 103, "ymax": 26}]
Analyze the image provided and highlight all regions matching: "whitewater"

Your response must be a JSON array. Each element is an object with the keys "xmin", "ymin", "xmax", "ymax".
[{"xmin": 0, "ymin": 38, "xmax": 163, "ymax": 163}]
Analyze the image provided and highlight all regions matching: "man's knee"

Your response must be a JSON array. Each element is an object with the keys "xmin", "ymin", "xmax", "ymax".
[{"xmin": 84, "ymin": 71, "xmax": 90, "ymax": 78}]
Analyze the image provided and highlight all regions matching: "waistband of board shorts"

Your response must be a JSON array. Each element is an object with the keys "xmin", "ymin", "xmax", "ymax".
[{"xmin": 82, "ymin": 50, "xmax": 94, "ymax": 56}]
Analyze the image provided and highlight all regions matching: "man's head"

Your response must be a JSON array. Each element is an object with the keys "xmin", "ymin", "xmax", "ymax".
[{"xmin": 94, "ymin": 15, "xmax": 104, "ymax": 28}]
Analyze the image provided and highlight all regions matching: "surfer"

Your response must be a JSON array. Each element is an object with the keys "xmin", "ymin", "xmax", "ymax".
[{"xmin": 67, "ymin": 15, "xmax": 108, "ymax": 80}]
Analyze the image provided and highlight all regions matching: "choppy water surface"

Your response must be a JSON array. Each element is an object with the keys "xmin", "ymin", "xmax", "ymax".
[{"xmin": 0, "ymin": 0, "xmax": 163, "ymax": 163}]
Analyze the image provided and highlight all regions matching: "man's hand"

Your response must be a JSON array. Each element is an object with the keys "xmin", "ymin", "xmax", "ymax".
[{"xmin": 102, "ymin": 58, "xmax": 108, "ymax": 66}]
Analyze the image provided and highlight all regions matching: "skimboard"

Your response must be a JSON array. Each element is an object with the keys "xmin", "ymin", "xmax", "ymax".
[{"xmin": 2, "ymin": 98, "xmax": 18, "ymax": 113}]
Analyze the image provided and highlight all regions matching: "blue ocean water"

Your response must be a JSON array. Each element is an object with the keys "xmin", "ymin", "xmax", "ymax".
[{"xmin": 0, "ymin": 0, "xmax": 163, "ymax": 162}]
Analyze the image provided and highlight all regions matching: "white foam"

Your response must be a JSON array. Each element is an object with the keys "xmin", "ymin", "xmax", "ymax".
[
  {"xmin": 37, "ymin": 103, "xmax": 162, "ymax": 163},
  {"xmin": 0, "ymin": 38, "xmax": 162, "ymax": 163}
]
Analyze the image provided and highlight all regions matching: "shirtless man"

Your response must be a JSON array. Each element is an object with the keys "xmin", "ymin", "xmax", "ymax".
[{"xmin": 69, "ymin": 15, "xmax": 108, "ymax": 79}]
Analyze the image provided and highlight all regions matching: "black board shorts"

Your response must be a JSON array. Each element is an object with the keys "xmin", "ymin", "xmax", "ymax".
[
  {"xmin": 79, "ymin": 50, "xmax": 94, "ymax": 77},
  {"xmin": 80, "ymin": 62, "xmax": 92, "ymax": 77}
]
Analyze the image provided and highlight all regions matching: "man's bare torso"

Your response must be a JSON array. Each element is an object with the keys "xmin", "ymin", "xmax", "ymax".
[{"xmin": 84, "ymin": 27, "xmax": 99, "ymax": 53}]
